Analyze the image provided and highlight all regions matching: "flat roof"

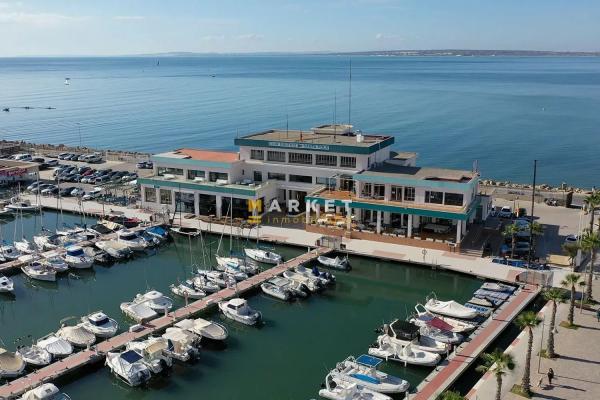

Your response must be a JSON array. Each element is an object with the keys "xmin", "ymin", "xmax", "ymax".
[
  {"xmin": 155, "ymin": 148, "xmax": 239, "ymax": 163},
  {"xmin": 359, "ymin": 163, "xmax": 477, "ymax": 183},
  {"xmin": 390, "ymin": 151, "xmax": 418, "ymax": 160},
  {"xmin": 238, "ymin": 129, "xmax": 392, "ymax": 148}
]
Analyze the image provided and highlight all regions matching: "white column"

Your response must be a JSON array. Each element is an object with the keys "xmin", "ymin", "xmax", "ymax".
[
  {"xmin": 316, "ymin": 204, "xmax": 321, "ymax": 218},
  {"xmin": 376, "ymin": 210, "xmax": 382, "ymax": 234},
  {"xmin": 408, "ymin": 214, "xmax": 413, "ymax": 237},
  {"xmin": 305, "ymin": 201, "xmax": 310, "ymax": 224},
  {"xmin": 383, "ymin": 211, "xmax": 391, "ymax": 224},
  {"xmin": 347, "ymin": 209, "xmax": 352, "ymax": 230},
  {"xmin": 216, "ymin": 195, "xmax": 223, "ymax": 218},
  {"xmin": 171, "ymin": 189, "xmax": 176, "ymax": 209},
  {"xmin": 461, "ymin": 220, "xmax": 467, "ymax": 237},
  {"xmin": 141, "ymin": 186, "xmax": 146, "ymax": 203},
  {"xmin": 456, "ymin": 221, "xmax": 462, "ymax": 243},
  {"xmin": 354, "ymin": 208, "xmax": 361, "ymax": 221},
  {"xmin": 194, "ymin": 193, "xmax": 199, "ymax": 215}
]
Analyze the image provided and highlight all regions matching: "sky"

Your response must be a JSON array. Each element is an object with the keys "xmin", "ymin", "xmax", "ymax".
[{"xmin": 0, "ymin": 0, "xmax": 599, "ymax": 56}]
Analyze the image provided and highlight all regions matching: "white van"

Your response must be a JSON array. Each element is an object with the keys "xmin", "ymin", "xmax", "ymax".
[
  {"xmin": 14, "ymin": 153, "xmax": 33, "ymax": 162},
  {"xmin": 84, "ymin": 153, "xmax": 102, "ymax": 163}
]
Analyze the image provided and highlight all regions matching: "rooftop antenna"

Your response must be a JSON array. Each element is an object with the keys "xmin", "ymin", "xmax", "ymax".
[{"xmin": 348, "ymin": 57, "xmax": 352, "ymax": 126}]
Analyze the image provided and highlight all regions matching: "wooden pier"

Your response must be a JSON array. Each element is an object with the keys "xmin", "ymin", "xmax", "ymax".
[{"xmin": 0, "ymin": 247, "xmax": 331, "ymax": 398}]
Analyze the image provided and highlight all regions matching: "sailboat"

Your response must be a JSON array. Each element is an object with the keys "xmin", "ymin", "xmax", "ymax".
[{"xmin": 64, "ymin": 78, "xmax": 70, "ymax": 85}]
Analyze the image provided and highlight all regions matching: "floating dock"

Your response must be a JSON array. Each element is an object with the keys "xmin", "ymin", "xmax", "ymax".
[{"xmin": 0, "ymin": 246, "xmax": 331, "ymax": 398}]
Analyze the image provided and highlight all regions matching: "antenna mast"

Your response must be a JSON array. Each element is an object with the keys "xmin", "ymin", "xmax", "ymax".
[
  {"xmin": 334, "ymin": 90, "xmax": 337, "ymax": 140},
  {"xmin": 348, "ymin": 58, "xmax": 352, "ymax": 126}
]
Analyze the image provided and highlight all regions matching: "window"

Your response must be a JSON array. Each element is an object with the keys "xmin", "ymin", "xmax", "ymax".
[
  {"xmin": 316, "ymin": 154, "xmax": 337, "ymax": 166},
  {"xmin": 340, "ymin": 156, "xmax": 356, "ymax": 168},
  {"xmin": 362, "ymin": 183, "xmax": 372, "ymax": 197},
  {"xmin": 391, "ymin": 185, "xmax": 403, "ymax": 201},
  {"xmin": 289, "ymin": 174, "xmax": 312, "ymax": 184},
  {"xmin": 404, "ymin": 187, "xmax": 415, "ymax": 202},
  {"xmin": 425, "ymin": 190, "xmax": 444, "ymax": 204},
  {"xmin": 157, "ymin": 167, "xmax": 183, "ymax": 176},
  {"xmin": 250, "ymin": 149, "xmax": 264, "ymax": 160},
  {"xmin": 187, "ymin": 169, "xmax": 205, "ymax": 180},
  {"xmin": 209, "ymin": 172, "xmax": 228, "ymax": 182},
  {"xmin": 144, "ymin": 187, "xmax": 156, "ymax": 203},
  {"xmin": 267, "ymin": 151, "xmax": 286, "ymax": 162},
  {"xmin": 289, "ymin": 152, "xmax": 313, "ymax": 165},
  {"xmin": 444, "ymin": 192, "xmax": 464, "ymax": 206},
  {"xmin": 316, "ymin": 176, "xmax": 336, "ymax": 187},
  {"xmin": 267, "ymin": 172, "xmax": 286, "ymax": 181},
  {"xmin": 159, "ymin": 189, "xmax": 172, "ymax": 205},
  {"xmin": 373, "ymin": 184, "xmax": 385, "ymax": 199},
  {"xmin": 253, "ymin": 171, "xmax": 263, "ymax": 182}
]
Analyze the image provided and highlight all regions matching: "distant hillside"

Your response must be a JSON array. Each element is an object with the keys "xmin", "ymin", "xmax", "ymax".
[{"xmin": 331, "ymin": 49, "xmax": 600, "ymax": 57}]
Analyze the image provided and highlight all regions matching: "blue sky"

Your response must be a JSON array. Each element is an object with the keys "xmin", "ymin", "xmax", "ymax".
[{"xmin": 0, "ymin": 0, "xmax": 598, "ymax": 56}]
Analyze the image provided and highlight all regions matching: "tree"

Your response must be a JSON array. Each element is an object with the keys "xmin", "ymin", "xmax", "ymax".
[
  {"xmin": 476, "ymin": 349, "xmax": 515, "ymax": 400},
  {"xmin": 581, "ymin": 230, "xmax": 600, "ymax": 301},
  {"xmin": 543, "ymin": 288, "xmax": 566, "ymax": 358},
  {"xmin": 440, "ymin": 390, "xmax": 465, "ymax": 400},
  {"xmin": 562, "ymin": 242, "xmax": 580, "ymax": 269},
  {"xmin": 503, "ymin": 223, "xmax": 522, "ymax": 258},
  {"xmin": 560, "ymin": 273, "xmax": 582, "ymax": 326},
  {"xmin": 583, "ymin": 191, "xmax": 600, "ymax": 233},
  {"xmin": 515, "ymin": 311, "xmax": 542, "ymax": 395}
]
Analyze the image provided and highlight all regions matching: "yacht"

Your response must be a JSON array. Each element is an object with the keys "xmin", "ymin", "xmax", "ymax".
[
  {"xmin": 22, "ymin": 261, "xmax": 57, "ymax": 282},
  {"xmin": 19, "ymin": 383, "xmax": 71, "ymax": 400},
  {"xmin": 16, "ymin": 344, "xmax": 52, "ymax": 367},
  {"xmin": 380, "ymin": 320, "xmax": 449, "ymax": 354},
  {"xmin": 319, "ymin": 373, "xmax": 392, "ymax": 400},
  {"xmin": 14, "ymin": 238, "xmax": 35, "ymax": 255},
  {"xmin": 126, "ymin": 339, "xmax": 173, "ymax": 373},
  {"xmin": 134, "ymin": 290, "xmax": 173, "ymax": 313},
  {"xmin": 170, "ymin": 281, "xmax": 206, "ymax": 300},
  {"xmin": 95, "ymin": 240, "xmax": 133, "ymax": 259},
  {"xmin": 331, "ymin": 355, "xmax": 410, "ymax": 394},
  {"xmin": 318, "ymin": 255, "xmax": 350, "ymax": 271},
  {"xmin": 162, "ymin": 328, "xmax": 200, "ymax": 362},
  {"xmin": 368, "ymin": 335, "xmax": 441, "ymax": 367},
  {"xmin": 0, "ymin": 244, "xmax": 22, "ymax": 261},
  {"xmin": 80, "ymin": 311, "xmax": 119, "ymax": 338},
  {"xmin": 174, "ymin": 318, "xmax": 228, "ymax": 342},
  {"xmin": 260, "ymin": 281, "xmax": 293, "ymax": 301},
  {"xmin": 0, "ymin": 348, "xmax": 26, "ymax": 378},
  {"xmin": 63, "ymin": 246, "xmax": 94, "ymax": 269},
  {"xmin": 5, "ymin": 198, "xmax": 39, "ymax": 212},
  {"xmin": 116, "ymin": 229, "xmax": 148, "ymax": 251},
  {"xmin": 0, "ymin": 274, "xmax": 14, "ymax": 293},
  {"xmin": 424, "ymin": 293, "xmax": 478, "ymax": 320},
  {"xmin": 244, "ymin": 248, "xmax": 282, "ymax": 264},
  {"xmin": 57, "ymin": 323, "xmax": 96, "ymax": 348},
  {"xmin": 106, "ymin": 349, "xmax": 152, "ymax": 387},
  {"xmin": 218, "ymin": 298, "xmax": 262, "ymax": 326},
  {"xmin": 36, "ymin": 334, "xmax": 73, "ymax": 358}
]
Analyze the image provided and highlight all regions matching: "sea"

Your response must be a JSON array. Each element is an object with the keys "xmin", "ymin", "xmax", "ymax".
[{"xmin": 1, "ymin": 55, "xmax": 599, "ymax": 188}]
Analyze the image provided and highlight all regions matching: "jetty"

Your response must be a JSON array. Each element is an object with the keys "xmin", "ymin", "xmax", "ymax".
[{"xmin": 0, "ymin": 246, "xmax": 330, "ymax": 398}]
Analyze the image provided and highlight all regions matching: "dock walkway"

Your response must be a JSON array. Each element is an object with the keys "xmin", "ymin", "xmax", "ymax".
[{"xmin": 0, "ymin": 247, "xmax": 330, "ymax": 399}]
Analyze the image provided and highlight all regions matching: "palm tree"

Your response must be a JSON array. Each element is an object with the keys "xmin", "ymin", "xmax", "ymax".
[
  {"xmin": 476, "ymin": 349, "xmax": 515, "ymax": 400},
  {"xmin": 543, "ymin": 288, "xmax": 565, "ymax": 358},
  {"xmin": 440, "ymin": 390, "xmax": 465, "ymax": 400},
  {"xmin": 562, "ymin": 242, "xmax": 580, "ymax": 269},
  {"xmin": 581, "ymin": 230, "xmax": 600, "ymax": 300},
  {"xmin": 503, "ymin": 223, "xmax": 522, "ymax": 258},
  {"xmin": 560, "ymin": 273, "xmax": 582, "ymax": 326},
  {"xmin": 515, "ymin": 311, "xmax": 542, "ymax": 395},
  {"xmin": 583, "ymin": 191, "xmax": 600, "ymax": 232}
]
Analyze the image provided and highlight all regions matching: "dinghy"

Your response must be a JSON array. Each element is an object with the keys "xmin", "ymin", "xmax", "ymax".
[
  {"xmin": 319, "ymin": 373, "xmax": 393, "ymax": 400},
  {"xmin": 63, "ymin": 245, "xmax": 94, "ymax": 269},
  {"xmin": 424, "ymin": 293, "xmax": 478, "ymax": 319},
  {"xmin": 22, "ymin": 262, "xmax": 57, "ymax": 282},
  {"xmin": 126, "ymin": 339, "xmax": 173, "ymax": 373},
  {"xmin": 105, "ymin": 349, "xmax": 152, "ymax": 387},
  {"xmin": 0, "ymin": 274, "xmax": 14, "ymax": 293},
  {"xmin": 170, "ymin": 226, "xmax": 200, "ymax": 237},
  {"xmin": 175, "ymin": 318, "xmax": 228, "ymax": 342},
  {"xmin": 282, "ymin": 270, "xmax": 322, "ymax": 292},
  {"xmin": 36, "ymin": 334, "xmax": 73, "ymax": 358},
  {"xmin": 170, "ymin": 281, "xmax": 206, "ymax": 299},
  {"xmin": 244, "ymin": 248, "xmax": 282, "ymax": 264},
  {"xmin": 268, "ymin": 276, "xmax": 309, "ymax": 298},
  {"xmin": 380, "ymin": 320, "xmax": 449, "ymax": 354},
  {"xmin": 411, "ymin": 304, "xmax": 478, "ymax": 333},
  {"xmin": 17, "ymin": 345, "xmax": 52, "ymax": 367},
  {"xmin": 57, "ymin": 323, "xmax": 96, "ymax": 348},
  {"xmin": 260, "ymin": 281, "xmax": 292, "ymax": 301},
  {"xmin": 218, "ymin": 298, "xmax": 262, "ymax": 326},
  {"xmin": 318, "ymin": 255, "xmax": 350, "ymax": 271},
  {"xmin": 417, "ymin": 319, "xmax": 463, "ymax": 345},
  {"xmin": 331, "ymin": 355, "xmax": 410, "ymax": 394},
  {"xmin": 0, "ymin": 348, "xmax": 25, "ymax": 378},
  {"xmin": 368, "ymin": 335, "xmax": 441, "ymax": 367},
  {"xmin": 20, "ymin": 383, "xmax": 71, "ymax": 400},
  {"xmin": 80, "ymin": 311, "xmax": 119, "ymax": 338}
]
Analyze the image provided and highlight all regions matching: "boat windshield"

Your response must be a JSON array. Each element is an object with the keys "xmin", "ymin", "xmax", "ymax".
[
  {"xmin": 89, "ymin": 316, "xmax": 109, "ymax": 326},
  {"xmin": 67, "ymin": 248, "xmax": 84, "ymax": 256}
]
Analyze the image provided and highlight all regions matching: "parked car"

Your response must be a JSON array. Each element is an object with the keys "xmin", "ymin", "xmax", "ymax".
[
  {"xmin": 564, "ymin": 234, "xmax": 579, "ymax": 244},
  {"xmin": 82, "ymin": 188, "xmax": 103, "ymax": 201},
  {"xmin": 498, "ymin": 206, "xmax": 513, "ymax": 218},
  {"xmin": 41, "ymin": 186, "xmax": 59, "ymax": 196},
  {"xmin": 95, "ymin": 175, "xmax": 110, "ymax": 185},
  {"xmin": 121, "ymin": 173, "xmax": 138, "ymax": 182},
  {"xmin": 59, "ymin": 186, "xmax": 77, "ymax": 197},
  {"xmin": 136, "ymin": 161, "xmax": 153, "ymax": 169},
  {"xmin": 71, "ymin": 187, "xmax": 85, "ymax": 197},
  {"xmin": 32, "ymin": 157, "xmax": 45, "ymax": 163},
  {"xmin": 31, "ymin": 183, "xmax": 54, "ymax": 194},
  {"xmin": 14, "ymin": 153, "xmax": 33, "ymax": 162},
  {"xmin": 84, "ymin": 153, "xmax": 102, "ymax": 163},
  {"xmin": 58, "ymin": 152, "xmax": 72, "ymax": 160},
  {"xmin": 26, "ymin": 182, "xmax": 41, "ymax": 191},
  {"xmin": 45, "ymin": 159, "xmax": 59, "ymax": 167}
]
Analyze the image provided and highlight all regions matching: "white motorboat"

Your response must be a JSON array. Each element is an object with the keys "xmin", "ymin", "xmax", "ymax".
[
  {"xmin": 244, "ymin": 248, "xmax": 282, "ymax": 264},
  {"xmin": 468, "ymin": 297, "xmax": 494, "ymax": 308},
  {"xmin": 215, "ymin": 256, "xmax": 259, "ymax": 275},
  {"xmin": 0, "ymin": 274, "xmax": 14, "ymax": 293},
  {"xmin": 319, "ymin": 373, "xmax": 392, "ymax": 400},
  {"xmin": 57, "ymin": 323, "xmax": 96, "ymax": 348},
  {"xmin": 191, "ymin": 274, "xmax": 220, "ymax": 293},
  {"xmin": 19, "ymin": 383, "xmax": 71, "ymax": 400},
  {"xmin": 295, "ymin": 265, "xmax": 335, "ymax": 286},
  {"xmin": 481, "ymin": 282, "xmax": 516, "ymax": 293},
  {"xmin": 56, "ymin": 224, "xmax": 85, "ymax": 237},
  {"xmin": 134, "ymin": 290, "xmax": 173, "ymax": 313},
  {"xmin": 44, "ymin": 255, "xmax": 69, "ymax": 273},
  {"xmin": 213, "ymin": 261, "xmax": 248, "ymax": 281},
  {"xmin": 126, "ymin": 339, "xmax": 173, "ymax": 374},
  {"xmin": 174, "ymin": 318, "xmax": 228, "ymax": 341},
  {"xmin": 5, "ymin": 198, "xmax": 39, "ymax": 212},
  {"xmin": 162, "ymin": 327, "xmax": 200, "ymax": 362},
  {"xmin": 318, "ymin": 255, "xmax": 350, "ymax": 271},
  {"xmin": 116, "ymin": 229, "xmax": 148, "ymax": 251},
  {"xmin": 0, "ymin": 348, "xmax": 26, "ymax": 378},
  {"xmin": 16, "ymin": 345, "xmax": 52, "ymax": 367},
  {"xmin": 170, "ymin": 226, "xmax": 200, "ymax": 237},
  {"xmin": 331, "ymin": 355, "xmax": 410, "ymax": 394},
  {"xmin": 261, "ymin": 281, "xmax": 292, "ymax": 301},
  {"xmin": 63, "ymin": 246, "xmax": 94, "ymax": 269},
  {"xmin": 368, "ymin": 335, "xmax": 440, "ymax": 367},
  {"xmin": 380, "ymin": 320, "xmax": 449, "ymax": 354},
  {"xmin": 0, "ymin": 208, "xmax": 13, "ymax": 217},
  {"xmin": 268, "ymin": 276, "xmax": 309, "ymax": 298},
  {"xmin": 14, "ymin": 238, "xmax": 35, "ymax": 254},
  {"xmin": 120, "ymin": 301, "xmax": 157, "ymax": 323},
  {"xmin": 282, "ymin": 270, "xmax": 322, "ymax": 292},
  {"xmin": 22, "ymin": 262, "xmax": 57, "ymax": 282},
  {"xmin": 424, "ymin": 293, "xmax": 478, "ymax": 320},
  {"xmin": 95, "ymin": 240, "xmax": 133, "ymax": 259},
  {"xmin": 0, "ymin": 244, "xmax": 22, "ymax": 261},
  {"xmin": 106, "ymin": 349, "xmax": 152, "ymax": 387},
  {"xmin": 417, "ymin": 322, "xmax": 463, "ymax": 345},
  {"xmin": 218, "ymin": 298, "xmax": 262, "ymax": 326},
  {"xmin": 36, "ymin": 334, "xmax": 73, "ymax": 358},
  {"xmin": 80, "ymin": 311, "xmax": 119, "ymax": 338},
  {"xmin": 411, "ymin": 304, "xmax": 478, "ymax": 334},
  {"xmin": 199, "ymin": 270, "xmax": 235, "ymax": 288},
  {"xmin": 170, "ymin": 281, "xmax": 206, "ymax": 299},
  {"xmin": 33, "ymin": 233, "xmax": 59, "ymax": 251}
]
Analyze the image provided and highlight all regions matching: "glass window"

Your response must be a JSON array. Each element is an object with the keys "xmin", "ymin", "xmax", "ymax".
[
  {"xmin": 289, "ymin": 152, "xmax": 313, "ymax": 165},
  {"xmin": 373, "ymin": 184, "xmax": 385, "ymax": 199},
  {"xmin": 144, "ymin": 187, "xmax": 156, "ymax": 202},
  {"xmin": 316, "ymin": 176, "xmax": 336, "ymax": 187},
  {"xmin": 253, "ymin": 171, "xmax": 263, "ymax": 182},
  {"xmin": 289, "ymin": 174, "xmax": 312, "ymax": 183},
  {"xmin": 362, "ymin": 183, "xmax": 372, "ymax": 197},
  {"xmin": 187, "ymin": 169, "xmax": 205, "ymax": 180},
  {"xmin": 250, "ymin": 149, "xmax": 264, "ymax": 160},
  {"xmin": 267, "ymin": 151, "xmax": 286, "ymax": 162},
  {"xmin": 404, "ymin": 187, "xmax": 415, "ymax": 202},
  {"xmin": 209, "ymin": 172, "xmax": 228, "ymax": 182},
  {"xmin": 159, "ymin": 189, "xmax": 172, "ymax": 205},
  {"xmin": 391, "ymin": 185, "xmax": 403, "ymax": 201},
  {"xmin": 425, "ymin": 190, "xmax": 444, "ymax": 204},
  {"xmin": 267, "ymin": 172, "xmax": 286, "ymax": 181},
  {"xmin": 157, "ymin": 167, "xmax": 183, "ymax": 176},
  {"xmin": 315, "ymin": 154, "xmax": 337, "ymax": 166},
  {"xmin": 444, "ymin": 192, "xmax": 464, "ymax": 206},
  {"xmin": 340, "ymin": 156, "xmax": 356, "ymax": 168}
]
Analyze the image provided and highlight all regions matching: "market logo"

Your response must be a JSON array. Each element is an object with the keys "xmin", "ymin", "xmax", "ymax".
[{"xmin": 247, "ymin": 199, "xmax": 262, "ymax": 224}]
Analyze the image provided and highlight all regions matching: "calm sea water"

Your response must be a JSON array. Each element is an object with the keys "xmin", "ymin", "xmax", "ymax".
[
  {"xmin": 0, "ymin": 211, "xmax": 482, "ymax": 399},
  {"xmin": 1, "ymin": 55, "xmax": 599, "ymax": 188}
]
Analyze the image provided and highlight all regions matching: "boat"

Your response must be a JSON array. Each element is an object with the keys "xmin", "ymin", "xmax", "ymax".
[
  {"xmin": 126, "ymin": 339, "xmax": 173, "ymax": 373},
  {"xmin": 105, "ymin": 349, "xmax": 152, "ymax": 387},
  {"xmin": 0, "ymin": 348, "xmax": 26, "ymax": 378},
  {"xmin": 80, "ymin": 311, "xmax": 119, "ymax": 338},
  {"xmin": 33, "ymin": 233, "xmax": 59, "ymax": 251},
  {"xmin": 116, "ymin": 229, "xmax": 148, "ymax": 251},
  {"xmin": 0, "ymin": 208, "xmax": 14, "ymax": 217},
  {"xmin": 424, "ymin": 293, "xmax": 478, "ymax": 320},
  {"xmin": 14, "ymin": 238, "xmax": 35, "ymax": 254},
  {"xmin": 481, "ymin": 282, "xmax": 516, "ymax": 293},
  {"xmin": 0, "ymin": 274, "xmax": 14, "ymax": 293},
  {"xmin": 56, "ymin": 224, "xmax": 85, "ymax": 237},
  {"xmin": 261, "ymin": 281, "xmax": 293, "ymax": 301},
  {"xmin": 331, "ymin": 355, "xmax": 410, "ymax": 394},
  {"xmin": 16, "ymin": 344, "xmax": 52, "ymax": 367},
  {"xmin": 198, "ymin": 270, "xmax": 235, "ymax": 288},
  {"xmin": 215, "ymin": 256, "xmax": 259, "ymax": 275},
  {"xmin": 140, "ymin": 231, "xmax": 161, "ymax": 247},
  {"xmin": 380, "ymin": 320, "xmax": 449, "ymax": 354},
  {"xmin": 0, "ymin": 244, "xmax": 22, "ymax": 261},
  {"xmin": 468, "ymin": 297, "xmax": 494, "ymax": 308},
  {"xmin": 170, "ymin": 226, "xmax": 200, "ymax": 237},
  {"xmin": 282, "ymin": 270, "xmax": 322, "ymax": 292},
  {"xmin": 244, "ymin": 248, "xmax": 282, "ymax": 264},
  {"xmin": 218, "ymin": 298, "xmax": 262, "ymax": 326},
  {"xmin": 368, "ymin": 335, "xmax": 441, "ymax": 367},
  {"xmin": 191, "ymin": 273, "xmax": 220, "ymax": 293},
  {"xmin": 44, "ymin": 255, "xmax": 69, "ymax": 273},
  {"xmin": 170, "ymin": 281, "xmax": 206, "ymax": 299},
  {"xmin": 19, "ymin": 383, "xmax": 71, "ymax": 400},
  {"xmin": 134, "ymin": 290, "xmax": 173, "ymax": 313},
  {"xmin": 416, "ymin": 319, "xmax": 463, "ymax": 345},
  {"xmin": 319, "ymin": 373, "xmax": 392, "ymax": 400},
  {"xmin": 411, "ymin": 304, "xmax": 478, "ymax": 333},
  {"xmin": 295, "ymin": 265, "xmax": 335, "ymax": 286},
  {"xmin": 5, "ymin": 198, "xmax": 39, "ymax": 212},
  {"xmin": 145, "ymin": 225, "xmax": 170, "ymax": 241},
  {"xmin": 64, "ymin": 78, "xmax": 70, "ymax": 85},
  {"xmin": 268, "ymin": 276, "xmax": 309, "ymax": 298},
  {"xmin": 174, "ymin": 318, "xmax": 228, "ymax": 342},
  {"xmin": 162, "ymin": 327, "xmax": 200, "ymax": 362},
  {"xmin": 95, "ymin": 240, "xmax": 133, "ymax": 259},
  {"xmin": 22, "ymin": 262, "xmax": 57, "ymax": 282},
  {"xmin": 57, "ymin": 323, "xmax": 96, "ymax": 348},
  {"xmin": 36, "ymin": 334, "xmax": 73, "ymax": 358},
  {"xmin": 318, "ymin": 255, "xmax": 350, "ymax": 271},
  {"xmin": 120, "ymin": 301, "xmax": 157, "ymax": 323},
  {"xmin": 63, "ymin": 245, "xmax": 94, "ymax": 269},
  {"xmin": 464, "ymin": 303, "xmax": 493, "ymax": 317}
]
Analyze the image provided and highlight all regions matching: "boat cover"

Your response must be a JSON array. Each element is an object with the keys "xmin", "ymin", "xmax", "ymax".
[
  {"xmin": 390, "ymin": 320, "xmax": 420, "ymax": 340},
  {"xmin": 121, "ymin": 350, "xmax": 143, "ymax": 364},
  {"xmin": 426, "ymin": 317, "xmax": 454, "ymax": 332},
  {"xmin": 355, "ymin": 354, "xmax": 382, "ymax": 368},
  {"xmin": 350, "ymin": 373, "xmax": 380, "ymax": 384}
]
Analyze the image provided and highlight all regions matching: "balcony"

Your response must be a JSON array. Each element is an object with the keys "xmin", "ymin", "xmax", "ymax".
[{"xmin": 138, "ymin": 175, "xmax": 275, "ymax": 197}]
